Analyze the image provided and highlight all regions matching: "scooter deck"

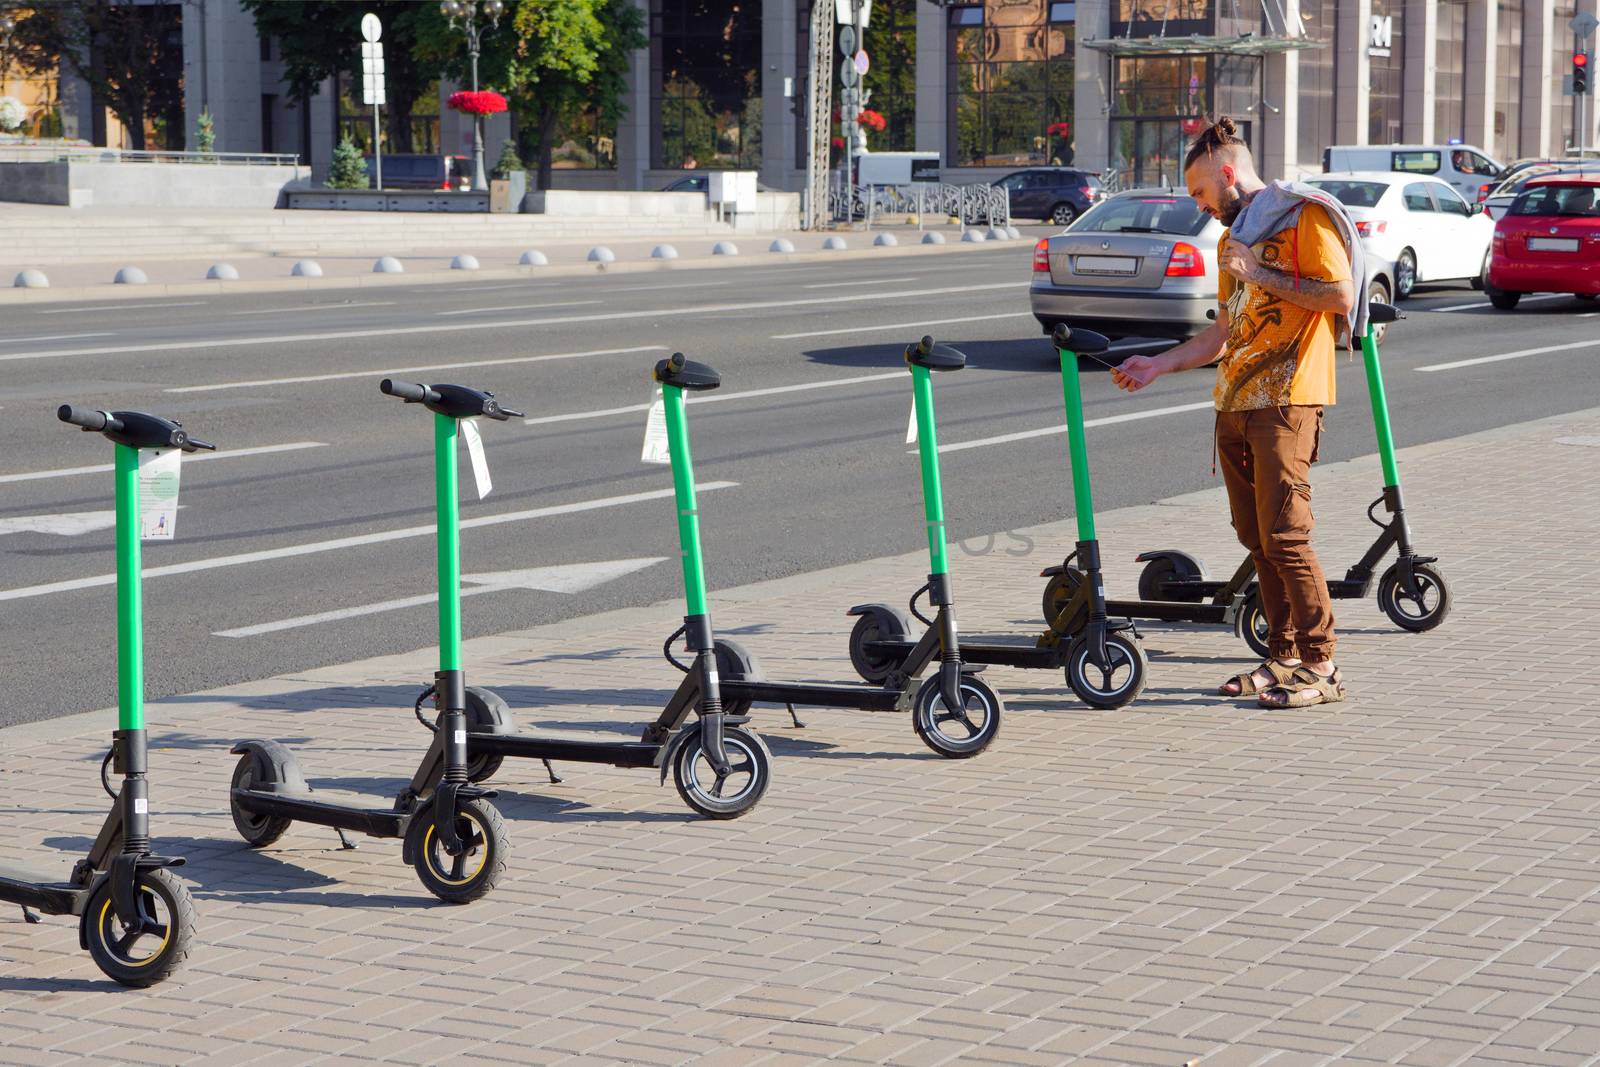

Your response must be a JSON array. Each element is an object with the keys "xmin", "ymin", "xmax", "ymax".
[
  {"xmin": 0, "ymin": 869, "xmax": 84, "ymax": 915},
  {"xmin": 230, "ymin": 790, "xmax": 407, "ymax": 839},
  {"xmin": 866, "ymin": 635, "xmax": 1064, "ymax": 671},
  {"xmin": 474, "ymin": 734, "xmax": 661, "ymax": 769},
  {"xmin": 724, "ymin": 677, "xmax": 902, "ymax": 713},
  {"xmin": 1105, "ymin": 598, "xmax": 1230, "ymax": 624}
]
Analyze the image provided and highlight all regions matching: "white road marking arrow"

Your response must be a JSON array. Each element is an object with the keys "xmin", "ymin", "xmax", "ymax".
[
  {"xmin": 462, "ymin": 559, "xmax": 664, "ymax": 594},
  {"xmin": 212, "ymin": 557, "xmax": 666, "ymax": 638},
  {"xmin": 0, "ymin": 511, "xmax": 117, "ymax": 537}
]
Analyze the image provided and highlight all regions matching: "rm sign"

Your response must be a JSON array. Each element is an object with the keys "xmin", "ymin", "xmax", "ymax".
[{"xmin": 1369, "ymin": 14, "xmax": 1393, "ymax": 57}]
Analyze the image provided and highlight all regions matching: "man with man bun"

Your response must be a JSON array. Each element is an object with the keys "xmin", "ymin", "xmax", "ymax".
[{"xmin": 1111, "ymin": 117, "xmax": 1366, "ymax": 709}]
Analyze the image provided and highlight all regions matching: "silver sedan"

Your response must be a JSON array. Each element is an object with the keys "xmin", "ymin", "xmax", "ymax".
[{"xmin": 1030, "ymin": 189, "xmax": 1224, "ymax": 341}]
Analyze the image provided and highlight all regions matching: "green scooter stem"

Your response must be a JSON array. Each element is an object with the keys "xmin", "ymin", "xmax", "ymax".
[
  {"xmin": 114, "ymin": 443, "xmax": 144, "ymax": 733},
  {"xmin": 911, "ymin": 364, "xmax": 950, "ymax": 577},
  {"xmin": 1361, "ymin": 329, "xmax": 1402, "ymax": 490},
  {"xmin": 662, "ymin": 386, "xmax": 708, "ymax": 617},
  {"xmin": 435, "ymin": 413, "xmax": 462, "ymax": 672},
  {"xmin": 1056, "ymin": 347, "xmax": 1097, "ymax": 544}
]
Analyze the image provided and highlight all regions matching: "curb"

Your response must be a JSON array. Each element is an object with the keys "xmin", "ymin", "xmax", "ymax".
[{"xmin": 0, "ymin": 236, "xmax": 1030, "ymax": 306}]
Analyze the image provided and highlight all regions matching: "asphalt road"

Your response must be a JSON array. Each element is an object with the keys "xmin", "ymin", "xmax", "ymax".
[{"xmin": 2, "ymin": 244, "xmax": 1597, "ymax": 725}]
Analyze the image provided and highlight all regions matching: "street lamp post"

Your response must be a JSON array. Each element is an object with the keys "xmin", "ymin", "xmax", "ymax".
[{"xmin": 439, "ymin": 0, "xmax": 504, "ymax": 192}]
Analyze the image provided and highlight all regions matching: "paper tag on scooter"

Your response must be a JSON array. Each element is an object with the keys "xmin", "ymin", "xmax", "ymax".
[
  {"xmin": 460, "ymin": 417, "xmax": 492, "ymax": 499},
  {"xmin": 641, "ymin": 386, "xmax": 670, "ymax": 464},
  {"xmin": 453, "ymin": 729, "xmax": 467, "ymax": 745},
  {"xmin": 905, "ymin": 396, "xmax": 918, "ymax": 445},
  {"xmin": 133, "ymin": 798, "xmax": 148, "ymax": 814},
  {"xmin": 137, "ymin": 448, "xmax": 181, "ymax": 540}
]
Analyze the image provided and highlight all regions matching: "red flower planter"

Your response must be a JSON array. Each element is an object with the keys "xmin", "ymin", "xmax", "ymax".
[{"xmin": 447, "ymin": 90, "xmax": 509, "ymax": 116}]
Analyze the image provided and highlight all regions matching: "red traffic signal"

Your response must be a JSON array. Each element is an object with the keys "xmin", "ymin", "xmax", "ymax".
[{"xmin": 1577, "ymin": 52, "xmax": 1590, "ymax": 67}]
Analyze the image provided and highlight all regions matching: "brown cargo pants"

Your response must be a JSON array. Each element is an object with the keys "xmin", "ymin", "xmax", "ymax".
[{"xmin": 1215, "ymin": 405, "xmax": 1337, "ymax": 662}]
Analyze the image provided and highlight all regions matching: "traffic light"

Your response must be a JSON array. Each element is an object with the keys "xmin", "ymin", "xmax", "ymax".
[{"xmin": 1576, "ymin": 52, "xmax": 1591, "ymax": 96}]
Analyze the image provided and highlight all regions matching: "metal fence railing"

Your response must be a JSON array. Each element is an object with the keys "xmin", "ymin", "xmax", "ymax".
[
  {"xmin": 0, "ymin": 144, "xmax": 302, "ymax": 173},
  {"xmin": 826, "ymin": 181, "xmax": 1011, "ymax": 230}
]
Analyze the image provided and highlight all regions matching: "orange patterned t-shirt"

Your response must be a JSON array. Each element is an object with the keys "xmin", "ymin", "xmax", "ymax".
[{"xmin": 1213, "ymin": 203, "xmax": 1351, "ymax": 412}]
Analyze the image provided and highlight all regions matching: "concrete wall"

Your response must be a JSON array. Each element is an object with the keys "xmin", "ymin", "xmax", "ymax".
[
  {"xmin": 0, "ymin": 162, "xmax": 73, "ymax": 205},
  {"xmin": 0, "ymin": 160, "xmax": 304, "ymax": 208},
  {"xmin": 523, "ymin": 189, "xmax": 716, "ymax": 218}
]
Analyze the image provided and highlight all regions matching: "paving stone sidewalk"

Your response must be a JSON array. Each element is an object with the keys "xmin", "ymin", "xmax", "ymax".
[{"xmin": 2, "ymin": 406, "xmax": 1598, "ymax": 1066}]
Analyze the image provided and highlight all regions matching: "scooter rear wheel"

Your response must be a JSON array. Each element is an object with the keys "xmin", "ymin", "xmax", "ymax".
[
  {"xmin": 1064, "ymin": 631, "xmax": 1147, "ymax": 709},
  {"xmin": 83, "ymin": 867, "xmax": 196, "ymax": 987},
  {"xmin": 1377, "ymin": 562, "xmax": 1451, "ymax": 632},
  {"xmin": 672, "ymin": 725, "xmax": 771, "ymax": 820},
  {"xmin": 1041, "ymin": 569, "xmax": 1080, "ymax": 626},
  {"xmin": 229, "ymin": 752, "xmax": 292, "ymax": 847},
  {"xmin": 847, "ymin": 607, "xmax": 913, "ymax": 684},
  {"xmin": 1235, "ymin": 589, "xmax": 1271, "ymax": 659},
  {"xmin": 408, "ymin": 797, "xmax": 508, "ymax": 904},
  {"xmin": 463, "ymin": 688, "xmax": 507, "ymax": 785},
  {"xmin": 911, "ymin": 674, "xmax": 1002, "ymax": 758},
  {"xmin": 714, "ymin": 639, "xmax": 761, "ymax": 717}
]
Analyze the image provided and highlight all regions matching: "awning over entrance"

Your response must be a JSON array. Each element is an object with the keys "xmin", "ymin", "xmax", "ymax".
[{"xmin": 1082, "ymin": 33, "xmax": 1326, "ymax": 56}]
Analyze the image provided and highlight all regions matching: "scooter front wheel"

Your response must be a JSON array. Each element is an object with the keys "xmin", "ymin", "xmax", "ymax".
[
  {"xmin": 1064, "ymin": 631, "xmax": 1147, "ymax": 709},
  {"xmin": 407, "ymin": 798, "xmax": 509, "ymax": 904},
  {"xmin": 83, "ymin": 867, "xmax": 196, "ymax": 987},
  {"xmin": 1377, "ymin": 562, "xmax": 1451, "ymax": 632},
  {"xmin": 672, "ymin": 725, "xmax": 771, "ymax": 820},
  {"xmin": 911, "ymin": 674, "xmax": 1002, "ymax": 758},
  {"xmin": 1235, "ymin": 589, "xmax": 1271, "ymax": 659}
]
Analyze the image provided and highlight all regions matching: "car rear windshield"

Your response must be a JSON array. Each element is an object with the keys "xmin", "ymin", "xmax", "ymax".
[
  {"xmin": 1308, "ymin": 180, "xmax": 1387, "ymax": 208},
  {"xmin": 1509, "ymin": 184, "xmax": 1600, "ymax": 217},
  {"xmin": 1074, "ymin": 195, "xmax": 1210, "ymax": 236}
]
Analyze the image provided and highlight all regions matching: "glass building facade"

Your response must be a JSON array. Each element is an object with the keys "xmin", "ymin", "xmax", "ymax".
[
  {"xmin": 651, "ymin": 0, "xmax": 763, "ymax": 169},
  {"xmin": 946, "ymin": 0, "xmax": 1077, "ymax": 167}
]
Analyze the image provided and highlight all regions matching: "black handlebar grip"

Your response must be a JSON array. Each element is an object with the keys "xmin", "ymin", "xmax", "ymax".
[
  {"xmin": 184, "ymin": 436, "xmax": 218, "ymax": 452},
  {"xmin": 57, "ymin": 405, "xmax": 110, "ymax": 432},
  {"xmin": 380, "ymin": 378, "xmax": 430, "ymax": 403}
]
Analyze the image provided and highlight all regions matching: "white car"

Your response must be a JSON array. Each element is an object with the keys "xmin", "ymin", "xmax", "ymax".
[{"xmin": 1306, "ymin": 171, "xmax": 1496, "ymax": 299}]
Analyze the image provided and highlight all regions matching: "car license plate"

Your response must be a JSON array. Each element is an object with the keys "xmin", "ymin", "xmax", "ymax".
[
  {"xmin": 1075, "ymin": 255, "xmax": 1138, "ymax": 275},
  {"xmin": 1528, "ymin": 237, "xmax": 1580, "ymax": 252}
]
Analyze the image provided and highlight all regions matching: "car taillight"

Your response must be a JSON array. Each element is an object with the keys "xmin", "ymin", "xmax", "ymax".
[
  {"xmin": 1477, "ymin": 184, "xmax": 1491, "ymax": 202},
  {"xmin": 1079, "ymin": 186, "xmax": 1092, "ymax": 199},
  {"xmin": 1355, "ymin": 220, "xmax": 1388, "ymax": 237},
  {"xmin": 1033, "ymin": 238, "xmax": 1051, "ymax": 273},
  {"xmin": 1165, "ymin": 242, "xmax": 1204, "ymax": 277},
  {"xmin": 1493, "ymin": 230, "xmax": 1506, "ymax": 244}
]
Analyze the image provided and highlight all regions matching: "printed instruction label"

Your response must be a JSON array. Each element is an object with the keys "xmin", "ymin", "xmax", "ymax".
[
  {"xmin": 133, "ymin": 798, "xmax": 148, "ymax": 815},
  {"xmin": 461, "ymin": 417, "xmax": 492, "ymax": 499},
  {"xmin": 138, "ymin": 448, "xmax": 181, "ymax": 540},
  {"xmin": 641, "ymin": 385, "xmax": 670, "ymax": 465}
]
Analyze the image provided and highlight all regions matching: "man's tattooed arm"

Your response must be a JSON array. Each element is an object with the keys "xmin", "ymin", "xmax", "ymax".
[{"xmin": 1247, "ymin": 262, "xmax": 1356, "ymax": 315}]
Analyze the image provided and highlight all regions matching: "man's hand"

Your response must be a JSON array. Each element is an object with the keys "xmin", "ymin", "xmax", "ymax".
[
  {"xmin": 1219, "ymin": 239, "xmax": 1260, "ymax": 283},
  {"xmin": 1111, "ymin": 354, "xmax": 1161, "ymax": 393}
]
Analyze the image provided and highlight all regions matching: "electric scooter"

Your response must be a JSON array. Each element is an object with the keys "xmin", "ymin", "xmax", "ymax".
[
  {"xmin": 693, "ymin": 339, "xmax": 1005, "ymax": 758},
  {"xmin": 0, "ymin": 406, "xmax": 208, "ymax": 986},
  {"xmin": 846, "ymin": 331, "xmax": 1150, "ymax": 710},
  {"xmin": 1040, "ymin": 303, "xmax": 1451, "ymax": 657},
  {"xmin": 227, "ymin": 380, "xmax": 512, "ymax": 903}
]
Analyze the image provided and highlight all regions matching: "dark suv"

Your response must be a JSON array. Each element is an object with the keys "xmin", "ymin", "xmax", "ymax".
[{"xmin": 993, "ymin": 168, "xmax": 1103, "ymax": 225}]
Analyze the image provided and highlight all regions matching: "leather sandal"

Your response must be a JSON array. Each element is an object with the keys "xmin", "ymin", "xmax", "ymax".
[
  {"xmin": 1258, "ymin": 666, "xmax": 1347, "ymax": 708},
  {"xmin": 1218, "ymin": 659, "xmax": 1299, "ymax": 697}
]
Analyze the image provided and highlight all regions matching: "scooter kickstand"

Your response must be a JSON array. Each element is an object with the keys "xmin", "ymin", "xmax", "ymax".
[
  {"xmin": 785, "ymin": 703, "xmax": 806, "ymax": 729},
  {"xmin": 334, "ymin": 828, "xmax": 358, "ymax": 850},
  {"xmin": 541, "ymin": 759, "xmax": 563, "ymax": 785},
  {"xmin": 20, "ymin": 905, "xmax": 40, "ymax": 925}
]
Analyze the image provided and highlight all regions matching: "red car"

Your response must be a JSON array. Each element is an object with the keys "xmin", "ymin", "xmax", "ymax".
[{"xmin": 1485, "ymin": 174, "xmax": 1600, "ymax": 309}]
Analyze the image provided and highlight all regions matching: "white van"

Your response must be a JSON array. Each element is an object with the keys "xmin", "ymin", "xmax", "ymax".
[{"xmin": 1321, "ymin": 144, "xmax": 1504, "ymax": 202}]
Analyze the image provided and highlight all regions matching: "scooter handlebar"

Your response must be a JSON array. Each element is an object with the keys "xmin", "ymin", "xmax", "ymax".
[
  {"xmin": 57, "ymin": 405, "xmax": 119, "ymax": 433},
  {"xmin": 380, "ymin": 378, "xmax": 439, "ymax": 405}
]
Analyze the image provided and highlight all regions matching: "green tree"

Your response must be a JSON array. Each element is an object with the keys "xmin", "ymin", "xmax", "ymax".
[
  {"xmin": 326, "ymin": 136, "xmax": 369, "ymax": 188},
  {"xmin": 17, "ymin": 0, "xmax": 184, "ymax": 150},
  {"xmin": 240, "ymin": 1, "xmax": 432, "ymax": 154},
  {"xmin": 414, "ymin": 0, "xmax": 644, "ymax": 189}
]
